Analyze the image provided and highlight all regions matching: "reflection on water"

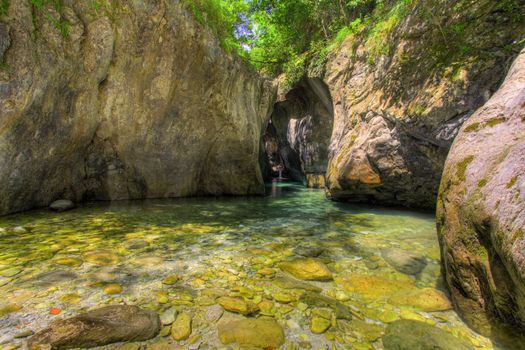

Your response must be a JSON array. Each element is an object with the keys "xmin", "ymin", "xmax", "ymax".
[{"xmin": 0, "ymin": 183, "xmax": 498, "ymax": 349}]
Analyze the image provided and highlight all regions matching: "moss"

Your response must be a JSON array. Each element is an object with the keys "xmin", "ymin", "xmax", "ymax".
[
  {"xmin": 506, "ymin": 176, "xmax": 518, "ymax": 189},
  {"xmin": 456, "ymin": 155, "xmax": 475, "ymax": 182},
  {"xmin": 464, "ymin": 122, "xmax": 481, "ymax": 133},
  {"xmin": 485, "ymin": 117, "xmax": 506, "ymax": 128},
  {"xmin": 464, "ymin": 117, "xmax": 506, "ymax": 133},
  {"xmin": 0, "ymin": 0, "xmax": 8, "ymax": 16},
  {"xmin": 477, "ymin": 179, "xmax": 487, "ymax": 188}
]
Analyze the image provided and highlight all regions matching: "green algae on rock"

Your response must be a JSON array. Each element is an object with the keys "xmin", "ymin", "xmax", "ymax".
[
  {"xmin": 170, "ymin": 312, "xmax": 192, "ymax": 341},
  {"xmin": 383, "ymin": 320, "xmax": 473, "ymax": 350},
  {"xmin": 218, "ymin": 318, "xmax": 285, "ymax": 348},
  {"xmin": 217, "ymin": 296, "xmax": 259, "ymax": 315},
  {"xmin": 280, "ymin": 258, "xmax": 333, "ymax": 281}
]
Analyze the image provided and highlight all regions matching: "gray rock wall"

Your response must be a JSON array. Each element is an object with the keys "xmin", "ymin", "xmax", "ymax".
[{"xmin": 0, "ymin": 1, "xmax": 274, "ymax": 215}]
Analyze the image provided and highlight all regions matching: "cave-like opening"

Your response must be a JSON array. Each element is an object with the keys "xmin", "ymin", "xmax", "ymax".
[{"xmin": 262, "ymin": 77, "xmax": 334, "ymax": 188}]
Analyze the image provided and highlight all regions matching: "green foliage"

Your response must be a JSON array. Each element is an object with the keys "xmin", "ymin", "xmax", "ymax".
[
  {"xmin": 181, "ymin": 0, "xmax": 248, "ymax": 53},
  {"xmin": 365, "ymin": 0, "xmax": 413, "ymax": 63},
  {"xmin": 89, "ymin": 0, "xmax": 126, "ymax": 22},
  {"xmin": 0, "ymin": 0, "xmax": 8, "ymax": 16},
  {"xmin": 29, "ymin": 0, "xmax": 70, "ymax": 37}
]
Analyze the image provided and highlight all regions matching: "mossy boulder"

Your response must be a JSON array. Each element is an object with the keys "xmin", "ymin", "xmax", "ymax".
[{"xmin": 437, "ymin": 47, "xmax": 525, "ymax": 343}]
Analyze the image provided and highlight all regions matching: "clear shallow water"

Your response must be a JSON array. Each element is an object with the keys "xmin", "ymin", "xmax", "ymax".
[{"xmin": 0, "ymin": 182, "xmax": 497, "ymax": 349}]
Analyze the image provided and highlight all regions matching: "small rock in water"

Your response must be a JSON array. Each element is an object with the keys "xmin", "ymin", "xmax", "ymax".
[
  {"xmin": 217, "ymin": 296, "xmax": 259, "ymax": 315},
  {"xmin": 12, "ymin": 226, "xmax": 27, "ymax": 234},
  {"xmin": 279, "ymin": 258, "xmax": 333, "ymax": 281},
  {"xmin": 29, "ymin": 305, "xmax": 160, "ymax": 349},
  {"xmin": 381, "ymin": 248, "xmax": 427, "ymax": 275},
  {"xmin": 293, "ymin": 245, "xmax": 324, "ymax": 257},
  {"xmin": 310, "ymin": 316, "xmax": 331, "ymax": 334},
  {"xmin": 382, "ymin": 320, "xmax": 473, "ymax": 350},
  {"xmin": 117, "ymin": 343, "xmax": 140, "ymax": 350},
  {"xmin": 0, "ymin": 304, "xmax": 22, "ymax": 317},
  {"xmin": 103, "ymin": 284, "xmax": 123, "ymax": 295},
  {"xmin": 389, "ymin": 288, "xmax": 452, "ymax": 312},
  {"xmin": 218, "ymin": 318, "xmax": 285, "ymax": 348},
  {"xmin": 171, "ymin": 312, "xmax": 192, "ymax": 341},
  {"xmin": 14, "ymin": 329, "xmax": 34, "ymax": 338},
  {"xmin": 160, "ymin": 307, "xmax": 177, "ymax": 325},
  {"xmin": 49, "ymin": 199, "xmax": 75, "ymax": 212},
  {"xmin": 204, "ymin": 304, "xmax": 223, "ymax": 323}
]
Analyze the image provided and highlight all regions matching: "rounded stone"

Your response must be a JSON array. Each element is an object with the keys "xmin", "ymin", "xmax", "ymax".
[
  {"xmin": 279, "ymin": 258, "xmax": 333, "ymax": 281},
  {"xmin": 171, "ymin": 312, "xmax": 192, "ymax": 341},
  {"xmin": 218, "ymin": 318, "xmax": 285, "ymax": 348},
  {"xmin": 49, "ymin": 199, "xmax": 75, "ymax": 212},
  {"xmin": 383, "ymin": 320, "xmax": 473, "ymax": 350}
]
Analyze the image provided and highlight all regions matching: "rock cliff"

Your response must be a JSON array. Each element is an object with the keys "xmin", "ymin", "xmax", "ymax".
[
  {"xmin": 0, "ymin": 0, "xmax": 274, "ymax": 215},
  {"xmin": 269, "ymin": 0, "xmax": 524, "ymax": 208},
  {"xmin": 437, "ymin": 47, "xmax": 525, "ymax": 343}
]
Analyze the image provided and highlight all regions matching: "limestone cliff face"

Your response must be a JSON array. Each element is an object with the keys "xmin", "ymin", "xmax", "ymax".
[
  {"xmin": 0, "ymin": 1, "xmax": 274, "ymax": 215},
  {"xmin": 318, "ymin": 0, "xmax": 525, "ymax": 208},
  {"xmin": 437, "ymin": 48, "xmax": 525, "ymax": 342}
]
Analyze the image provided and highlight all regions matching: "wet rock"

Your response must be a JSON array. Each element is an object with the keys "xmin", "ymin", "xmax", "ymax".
[
  {"xmin": 339, "ymin": 319, "xmax": 384, "ymax": 342},
  {"xmin": 34, "ymin": 270, "xmax": 78, "ymax": 285},
  {"xmin": 171, "ymin": 312, "xmax": 192, "ymax": 341},
  {"xmin": 29, "ymin": 305, "xmax": 160, "ymax": 349},
  {"xmin": 310, "ymin": 316, "xmax": 331, "ymax": 333},
  {"xmin": 381, "ymin": 248, "xmax": 426, "ymax": 275},
  {"xmin": 293, "ymin": 245, "xmax": 324, "ymax": 258},
  {"xmin": 218, "ymin": 318, "xmax": 285, "ymax": 348},
  {"xmin": 49, "ymin": 200, "xmax": 75, "ymax": 213},
  {"xmin": 160, "ymin": 307, "xmax": 177, "ymax": 325},
  {"xmin": 14, "ymin": 329, "xmax": 34, "ymax": 338},
  {"xmin": 389, "ymin": 288, "xmax": 452, "ymax": 312},
  {"xmin": 117, "ymin": 343, "xmax": 140, "ymax": 350},
  {"xmin": 0, "ymin": 304, "xmax": 22, "ymax": 317},
  {"xmin": 336, "ymin": 273, "xmax": 415, "ymax": 301},
  {"xmin": 217, "ymin": 296, "xmax": 259, "ymax": 315},
  {"xmin": 204, "ymin": 304, "xmax": 224, "ymax": 323},
  {"xmin": 0, "ymin": 267, "xmax": 21, "ymax": 278},
  {"xmin": 162, "ymin": 274, "xmax": 181, "ymax": 285},
  {"xmin": 280, "ymin": 258, "xmax": 333, "ymax": 281},
  {"xmin": 273, "ymin": 275, "xmax": 322, "ymax": 292},
  {"xmin": 82, "ymin": 250, "xmax": 120, "ymax": 266},
  {"xmin": 53, "ymin": 258, "xmax": 82, "ymax": 267},
  {"xmin": 102, "ymin": 284, "xmax": 123, "ymax": 295},
  {"xmin": 382, "ymin": 320, "xmax": 473, "ymax": 350},
  {"xmin": 300, "ymin": 292, "xmax": 355, "ymax": 320}
]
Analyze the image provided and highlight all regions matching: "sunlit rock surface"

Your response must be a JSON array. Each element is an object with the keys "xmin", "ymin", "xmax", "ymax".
[
  {"xmin": 437, "ymin": 48, "xmax": 525, "ymax": 343},
  {"xmin": 321, "ymin": 0, "xmax": 525, "ymax": 208},
  {"xmin": 0, "ymin": 1, "xmax": 274, "ymax": 215}
]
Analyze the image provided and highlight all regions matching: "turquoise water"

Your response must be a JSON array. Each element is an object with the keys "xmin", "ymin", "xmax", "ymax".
[{"xmin": 0, "ymin": 183, "xmax": 495, "ymax": 349}]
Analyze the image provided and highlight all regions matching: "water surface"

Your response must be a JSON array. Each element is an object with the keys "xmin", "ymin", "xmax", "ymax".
[{"xmin": 0, "ymin": 183, "xmax": 496, "ymax": 349}]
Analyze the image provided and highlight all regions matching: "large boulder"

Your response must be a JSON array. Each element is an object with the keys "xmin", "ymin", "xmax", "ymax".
[
  {"xmin": 437, "ymin": 47, "xmax": 525, "ymax": 341},
  {"xmin": 29, "ymin": 305, "xmax": 161, "ymax": 349},
  {"xmin": 0, "ymin": 1, "xmax": 274, "ymax": 216}
]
